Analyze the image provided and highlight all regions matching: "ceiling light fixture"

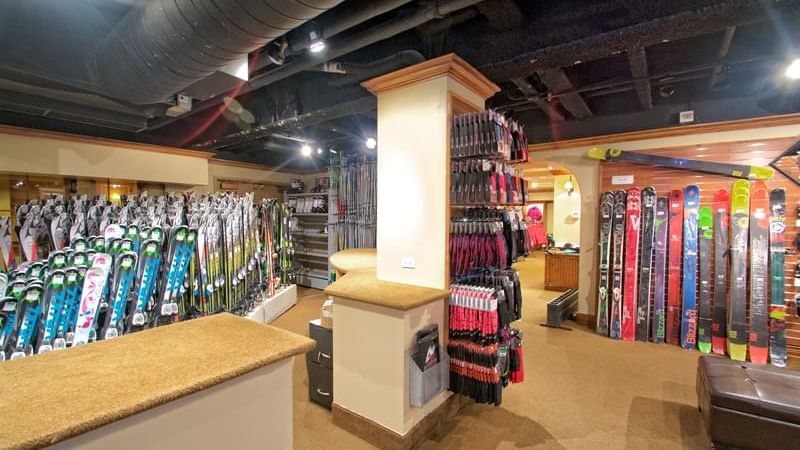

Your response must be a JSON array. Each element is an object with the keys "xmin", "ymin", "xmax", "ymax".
[
  {"xmin": 308, "ymin": 23, "xmax": 326, "ymax": 53},
  {"xmin": 317, "ymin": 148, "xmax": 323, "ymax": 154},
  {"xmin": 564, "ymin": 175, "xmax": 575, "ymax": 197},
  {"xmin": 365, "ymin": 137, "xmax": 377, "ymax": 150},
  {"xmin": 300, "ymin": 144, "xmax": 312, "ymax": 157},
  {"xmin": 785, "ymin": 58, "xmax": 800, "ymax": 80},
  {"xmin": 329, "ymin": 148, "xmax": 338, "ymax": 154}
]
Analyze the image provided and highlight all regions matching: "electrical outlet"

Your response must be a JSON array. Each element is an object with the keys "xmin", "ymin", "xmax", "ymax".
[{"xmin": 401, "ymin": 257, "xmax": 416, "ymax": 269}]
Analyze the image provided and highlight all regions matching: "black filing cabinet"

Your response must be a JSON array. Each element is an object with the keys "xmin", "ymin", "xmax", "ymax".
[{"xmin": 306, "ymin": 319, "xmax": 333, "ymax": 409}]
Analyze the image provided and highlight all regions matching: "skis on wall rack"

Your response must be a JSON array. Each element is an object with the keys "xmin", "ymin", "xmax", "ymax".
[
  {"xmin": 728, "ymin": 180, "xmax": 750, "ymax": 361},
  {"xmin": 711, "ymin": 190, "xmax": 730, "ymax": 355},
  {"xmin": 749, "ymin": 181, "xmax": 769, "ymax": 365},
  {"xmin": 587, "ymin": 148, "xmax": 774, "ymax": 180},
  {"xmin": 609, "ymin": 190, "xmax": 627, "ymax": 340},
  {"xmin": 622, "ymin": 187, "xmax": 641, "ymax": 341},
  {"xmin": 681, "ymin": 185, "xmax": 699, "ymax": 350},
  {"xmin": 697, "ymin": 206, "xmax": 713, "ymax": 353},
  {"xmin": 769, "ymin": 188, "xmax": 787, "ymax": 367},
  {"xmin": 636, "ymin": 187, "xmax": 656, "ymax": 342},
  {"xmin": 651, "ymin": 197, "xmax": 669, "ymax": 343},
  {"xmin": 596, "ymin": 192, "xmax": 614, "ymax": 336},
  {"xmin": 666, "ymin": 190, "xmax": 684, "ymax": 345}
]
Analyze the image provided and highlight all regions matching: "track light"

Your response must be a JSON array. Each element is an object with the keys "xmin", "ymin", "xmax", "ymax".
[
  {"xmin": 317, "ymin": 147, "xmax": 323, "ymax": 154},
  {"xmin": 365, "ymin": 137, "xmax": 377, "ymax": 149},
  {"xmin": 300, "ymin": 144, "xmax": 312, "ymax": 157},
  {"xmin": 308, "ymin": 23, "xmax": 326, "ymax": 53},
  {"xmin": 329, "ymin": 148, "xmax": 338, "ymax": 154},
  {"xmin": 786, "ymin": 58, "xmax": 800, "ymax": 80}
]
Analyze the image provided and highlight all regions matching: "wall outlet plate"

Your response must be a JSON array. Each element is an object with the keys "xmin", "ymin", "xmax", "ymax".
[
  {"xmin": 401, "ymin": 257, "xmax": 416, "ymax": 269},
  {"xmin": 679, "ymin": 110, "xmax": 695, "ymax": 124}
]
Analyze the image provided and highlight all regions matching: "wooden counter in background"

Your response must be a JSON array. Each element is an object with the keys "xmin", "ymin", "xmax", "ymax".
[{"xmin": 545, "ymin": 251, "xmax": 579, "ymax": 291}]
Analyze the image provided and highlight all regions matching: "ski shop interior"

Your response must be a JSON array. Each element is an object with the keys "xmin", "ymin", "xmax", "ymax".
[{"xmin": 3, "ymin": 1, "xmax": 800, "ymax": 449}]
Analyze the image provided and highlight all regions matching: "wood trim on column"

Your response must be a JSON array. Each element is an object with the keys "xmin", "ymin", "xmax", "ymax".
[
  {"xmin": 362, "ymin": 54, "xmax": 500, "ymax": 100},
  {"xmin": 527, "ymin": 113, "xmax": 800, "ymax": 152},
  {"xmin": 0, "ymin": 124, "xmax": 216, "ymax": 159}
]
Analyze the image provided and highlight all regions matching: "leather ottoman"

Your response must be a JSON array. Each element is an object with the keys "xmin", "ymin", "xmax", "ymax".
[{"xmin": 696, "ymin": 355, "xmax": 800, "ymax": 450}]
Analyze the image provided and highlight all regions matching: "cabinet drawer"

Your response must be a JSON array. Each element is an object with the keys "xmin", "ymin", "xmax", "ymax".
[
  {"xmin": 309, "ymin": 320, "xmax": 333, "ymax": 359},
  {"xmin": 307, "ymin": 360, "xmax": 333, "ymax": 409}
]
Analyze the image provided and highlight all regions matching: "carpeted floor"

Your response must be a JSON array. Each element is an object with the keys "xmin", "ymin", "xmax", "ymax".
[{"xmin": 271, "ymin": 253, "xmax": 709, "ymax": 449}]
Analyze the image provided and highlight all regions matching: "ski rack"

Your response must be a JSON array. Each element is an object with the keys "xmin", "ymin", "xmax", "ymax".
[{"xmin": 540, "ymin": 289, "xmax": 579, "ymax": 331}]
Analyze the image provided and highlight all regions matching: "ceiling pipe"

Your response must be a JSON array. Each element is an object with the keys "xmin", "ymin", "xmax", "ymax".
[
  {"xmin": 93, "ymin": 0, "xmax": 345, "ymax": 104},
  {"xmin": 329, "ymin": 50, "xmax": 425, "ymax": 87},
  {"xmin": 146, "ymin": 0, "xmax": 485, "ymax": 131}
]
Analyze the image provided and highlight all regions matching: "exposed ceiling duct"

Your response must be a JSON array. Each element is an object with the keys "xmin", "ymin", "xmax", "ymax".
[{"xmin": 92, "ymin": 0, "xmax": 345, "ymax": 104}]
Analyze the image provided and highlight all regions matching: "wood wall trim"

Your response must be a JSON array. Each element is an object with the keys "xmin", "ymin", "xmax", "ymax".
[
  {"xmin": 527, "ymin": 113, "xmax": 800, "ymax": 152},
  {"xmin": 362, "ymin": 53, "xmax": 500, "ymax": 100},
  {"xmin": 208, "ymin": 158, "xmax": 305, "ymax": 174},
  {"xmin": 0, "ymin": 124, "xmax": 215, "ymax": 159}
]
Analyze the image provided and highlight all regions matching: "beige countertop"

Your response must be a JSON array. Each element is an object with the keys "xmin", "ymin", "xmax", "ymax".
[
  {"xmin": 324, "ymin": 269, "xmax": 449, "ymax": 311},
  {"xmin": 330, "ymin": 248, "xmax": 377, "ymax": 274},
  {"xmin": 0, "ymin": 313, "xmax": 315, "ymax": 450}
]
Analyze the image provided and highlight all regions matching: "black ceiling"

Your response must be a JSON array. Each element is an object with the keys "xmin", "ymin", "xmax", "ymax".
[{"xmin": 1, "ymin": 0, "xmax": 799, "ymax": 171}]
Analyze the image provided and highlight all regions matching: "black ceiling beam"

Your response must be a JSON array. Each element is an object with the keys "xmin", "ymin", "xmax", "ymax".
[
  {"xmin": 510, "ymin": 78, "xmax": 565, "ymax": 122},
  {"xmin": 194, "ymin": 96, "xmax": 377, "ymax": 150},
  {"xmin": 627, "ymin": 46, "xmax": 653, "ymax": 110},
  {"xmin": 476, "ymin": 0, "xmax": 524, "ymax": 30},
  {"xmin": 709, "ymin": 26, "xmax": 737, "ymax": 91},
  {"xmin": 537, "ymin": 68, "xmax": 593, "ymax": 119},
  {"xmin": 478, "ymin": 0, "xmax": 800, "ymax": 82}
]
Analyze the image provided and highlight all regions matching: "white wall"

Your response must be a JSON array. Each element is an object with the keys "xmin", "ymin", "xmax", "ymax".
[{"xmin": 552, "ymin": 174, "xmax": 581, "ymax": 247}]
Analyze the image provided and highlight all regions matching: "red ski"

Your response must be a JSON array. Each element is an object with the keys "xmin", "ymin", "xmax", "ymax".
[
  {"xmin": 622, "ymin": 187, "xmax": 641, "ymax": 341},
  {"xmin": 666, "ymin": 190, "xmax": 684, "ymax": 345}
]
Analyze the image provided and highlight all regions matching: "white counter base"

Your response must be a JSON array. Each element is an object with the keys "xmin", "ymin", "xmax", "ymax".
[{"xmin": 247, "ymin": 284, "xmax": 298, "ymax": 324}]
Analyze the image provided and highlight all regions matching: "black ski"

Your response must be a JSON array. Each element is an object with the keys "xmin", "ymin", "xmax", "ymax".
[{"xmin": 636, "ymin": 187, "xmax": 656, "ymax": 342}]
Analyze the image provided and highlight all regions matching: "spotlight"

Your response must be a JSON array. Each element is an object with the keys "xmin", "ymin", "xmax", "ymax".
[
  {"xmin": 329, "ymin": 148, "xmax": 338, "ymax": 154},
  {"xmin": 785, "ymin": 58, "xmax": 800, "ymax": 80},
  {"xmin": 308, "ymin": 23, "xmax": 326, "ymax": 53},
  {"xmin": 365, "ymin": 137, "xmax": 377, "ymax": 149},
  {"xmin": 317, "ymin": 148, "xmax": 323, "ymax": 154},
  {"xmin": 301, "ymin": 144, "xmax": 312, "ymax": 157}
]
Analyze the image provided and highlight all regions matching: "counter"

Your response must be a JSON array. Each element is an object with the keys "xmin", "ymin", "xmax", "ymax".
[{"xmin": 329, "ymin": 248, "xmax": 377, "ymax": 278}]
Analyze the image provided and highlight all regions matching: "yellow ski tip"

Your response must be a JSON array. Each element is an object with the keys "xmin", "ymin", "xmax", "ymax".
[
  {"xmin": 748, "ymin": 166, "xmax": 774, "ymax": 180},
  {"xmin": 729, "ymin": 343, "xmax": 747, "ymax": 361},
  {"xmin": 587, "ymin": 147, "xmax": 609, "ymax": 160}
]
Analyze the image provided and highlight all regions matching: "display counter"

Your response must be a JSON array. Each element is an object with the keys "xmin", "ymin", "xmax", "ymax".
[
  {"xmin": 0, "ymin": 314, "xmax": 314, "ymax": 450},
  {"xmin": 545, "ymin": 250, "xmax": 580, "ymax": 291},
  {"xmin": 324, "ymin": 269, "xmax": 459, "ymax": 450},
  {"xmin": 329, "ymin": 248, "xmax": 377, "ymax": 278}
]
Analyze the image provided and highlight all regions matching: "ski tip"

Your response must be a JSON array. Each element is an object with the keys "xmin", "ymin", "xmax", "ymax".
[
  {"xmin": 748, "ymin": 166, "xmax": 774, "ymax": 181},
  {"xmin": 698, "ymin": 343, "xmax": 712, "ymax": 354},
  {"xmin": 732, "ymin": 179, "xmax": 750, "ymax": 192},
  {"xmin": 712, "ymin": 337, "xmax": 726, "ymax": 355},
  {"xmin": 749, "ymin": 347, "xmax": 768, "ymax": 365},
  {"xmin": 587, "ymin": 147, "xmax": 609, "ymax": 160},
  {"xmin": 729, "ymin": 343, "xmax": 747, "ymax": 361}
]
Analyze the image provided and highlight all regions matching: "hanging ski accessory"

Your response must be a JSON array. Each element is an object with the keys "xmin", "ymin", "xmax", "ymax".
[
  {"xmin": 596, "ymin": 192, "xmax": 614, "ymax": 336},
  {"xmin": 587, "ymin": 148, "xmax": 774, "ymax": 180},
  {"xmin": 609, "ymin": 190, "xmax": 627, "ymax": 340},
  {"xmin": 651, "ymin": 197, "xmax": 669, "ymax": 343},
  {"xmin": 748, "ymin": 181, "xmax": 770, "ymax": 365},
  {"xmin": 72, "ymin": 253, "xmax": 112, "ymax": 347},
  {"xmin": 711, "ymin": 189, "xmax": 730, "ymax": 355},
  {"xmin": 636, "ymin": 187, "xmax": 656, "ymax": 342},
  {"xmin": 728, "ymin": 180, "xmax": 750, "ymax": 361},
  {"xmin": 666, "ymin": 190, "xmax": 684, "ymax": 345},
  {"xmin": 621, "ymin": 187, "xmax": 641, "ymax": 341},
  {"xmin": 680, "ymin": 185, "xmax": 700, "ymax": 350},
  {"xmin": 768, "ymin": 188, "xmax": 787, "ymax": 367},
  {"xmin": 697, "ymin": 207, "xmax": 713, "ymax": 353}
]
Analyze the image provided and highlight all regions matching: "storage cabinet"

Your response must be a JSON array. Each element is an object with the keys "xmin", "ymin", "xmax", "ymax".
[
  {"xmin": 306, "ymin": 319, "xmax": 333, "ymax": 409},
  {"xmin": 544, "ymin": 251, "xmax": 579, "ymax": 291}
]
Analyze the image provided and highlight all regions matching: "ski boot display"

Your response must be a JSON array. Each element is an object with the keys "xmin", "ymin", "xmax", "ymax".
[
  {"xmin": 728, "ymin": 180, "xmax": 750, "ymax": 361},
  {"xmin": 768, "ymin": 188, "xmax": 786, "ymax": 367},
  {"xmin": 636, "ymin": 187, "xmax": 656, "ymax": 342},
  {"xmin": 680, "ymin": 185, "xmax": 699, "ymax": 350},
  {"xmin": 596, "ymin": 192, "xmax": 614, "ymax": 336},
  {"xmin": 711, "ymin": 189, "xmax": 730, "ymax": 355},
  {"xmin": 651, "ymin": 197, "xmax": 669, "ymax": 343},
  {"xmin": 666, "ymin": 190, "xmax": 684, "ymax": 345},
  {"xmin": 609, "ymin": 190, "xmax": 627, "ymax": 340},
  {"xmin": 748, "ymin": 181, "xmax": 769, "ymax": 365},
  {"xmin": 697, "ymin": 206, "xmax": 713, "ymax": 353}
]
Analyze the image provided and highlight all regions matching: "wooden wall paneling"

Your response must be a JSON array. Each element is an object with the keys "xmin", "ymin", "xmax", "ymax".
[{"xmin": 598, "ymin": 137, "xmax": 800, "ymax": 359}]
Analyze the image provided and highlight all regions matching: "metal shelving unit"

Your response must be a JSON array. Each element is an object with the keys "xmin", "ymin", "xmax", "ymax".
[{"xmin": 286, "ymin": 191, "xmax": 332, "ymax": 290}]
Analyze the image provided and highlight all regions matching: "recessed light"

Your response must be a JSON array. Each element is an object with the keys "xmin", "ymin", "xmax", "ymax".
[
  {"xmin": 300, "ymin": 144, "xmax": 312, "ymax": 157},
  {"xmin": 785, "ymin": 58, "xmax": 800, "ymax": 80},
  {"xmin": 317, "ymin": 148, "xmax": 323, "ymax": 154},
  {"xmin": 365, "ymin": 137, "xmax": 377, "ymax": 149}
]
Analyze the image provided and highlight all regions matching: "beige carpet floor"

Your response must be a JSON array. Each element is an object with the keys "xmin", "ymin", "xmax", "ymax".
[{"xmin": 272, "ymin": 253, "xmax": 710, "ymax": 449}]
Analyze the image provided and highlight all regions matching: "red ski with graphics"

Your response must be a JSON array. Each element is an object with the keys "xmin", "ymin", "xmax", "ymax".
[{"xmin": 622, "ymin": 187, "xmax": 642, "ymax": 341}]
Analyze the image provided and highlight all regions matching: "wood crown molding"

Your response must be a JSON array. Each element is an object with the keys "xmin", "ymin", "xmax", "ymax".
[
  {"xmin": 362, "ymin": 53, "xmax": 500, "ymax": 100},
  {"xmin": 0, "ymin": 124, "xmax": 215, "ymax": 159},
  {"xmin": 528, "ymin": 113, "xmax": 800, "ymax": 152}
]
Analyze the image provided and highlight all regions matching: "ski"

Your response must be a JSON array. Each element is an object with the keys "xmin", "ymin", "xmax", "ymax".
[
  {"xmin": 622, "ymin": 187, "xmax": 641, "ymax": 341},
  {"xmin": 768, "ymin": 188, "xmax": 786, "ymax": 367},
  {"xmin": 9, "ymin": 284, "xmax": 44, "ymax": 360},
  {"xmin": 596, "ymin": 192, "xmax": 614, "ymax": 335},
  {"xmin": 0, "ymin": 296, "xmax": 19, "ymax": 361},
  {"xmin": 100, "ymin": 251, "xmax": 137, "ymax": 340},
  {"xmin": 748, "ymin": 181, "xmax": 769, "ymax": 364},
  {"xmin": 127, "ymin": 239, "xmax": 161, "ymax": 332},
  {"xmin": 728, "ymin": 180, "xmax": 750, "ymax": 361},
  {"xmin": 587, "ymin": 148, "xmax": 773, "ymax": 180},
  {"xmin": 680, "ymin": 185, "xmax": 699, "ymax": 350},
  {"xmin": 72, "ymin": 253, "xmax": 112, "ymax": 347},
  {"xmin": 36, "ymin": 270, "xmax": 67, "ymax": 354},
  {"xmin": 711, "ymin": 190, "xmax": 730, "ymax": 355},
  {"xmin": 697, "ymin": 206, "xmax": 713, "ymax": 353},
  {"xmin": 636, "ymin": 187, "xmax": 656, "ymax": 342},
  {"xmin": 609, "ymin": 190, "xmax": 626, "ymax": 340},
  {"xmin": 651, "ymin": 197, "xmax": 669, "ymax": 343},
  {"xmin": 666, "ymin": 190, "xmax": 684, "ymax": 345}
]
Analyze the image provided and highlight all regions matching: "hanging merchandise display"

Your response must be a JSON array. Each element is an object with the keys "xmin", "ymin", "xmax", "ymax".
[
  {"xmin": 330, "ymin": 153, "xmax": 377, "ymax": 251},
  {"xmin": 451, "ymin": 161, "xmax": 528, "ymax": 206},
  {"xmin": 0, "ymin": 192, "xmax": 295, "ymax": 361},
  {"xmin": 449, "ymin": 208, "xmax": 529, "ymax": 279},
  {"xmin": 451, "ymin": 110, "xmax": 529, "ymax": 162}
]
